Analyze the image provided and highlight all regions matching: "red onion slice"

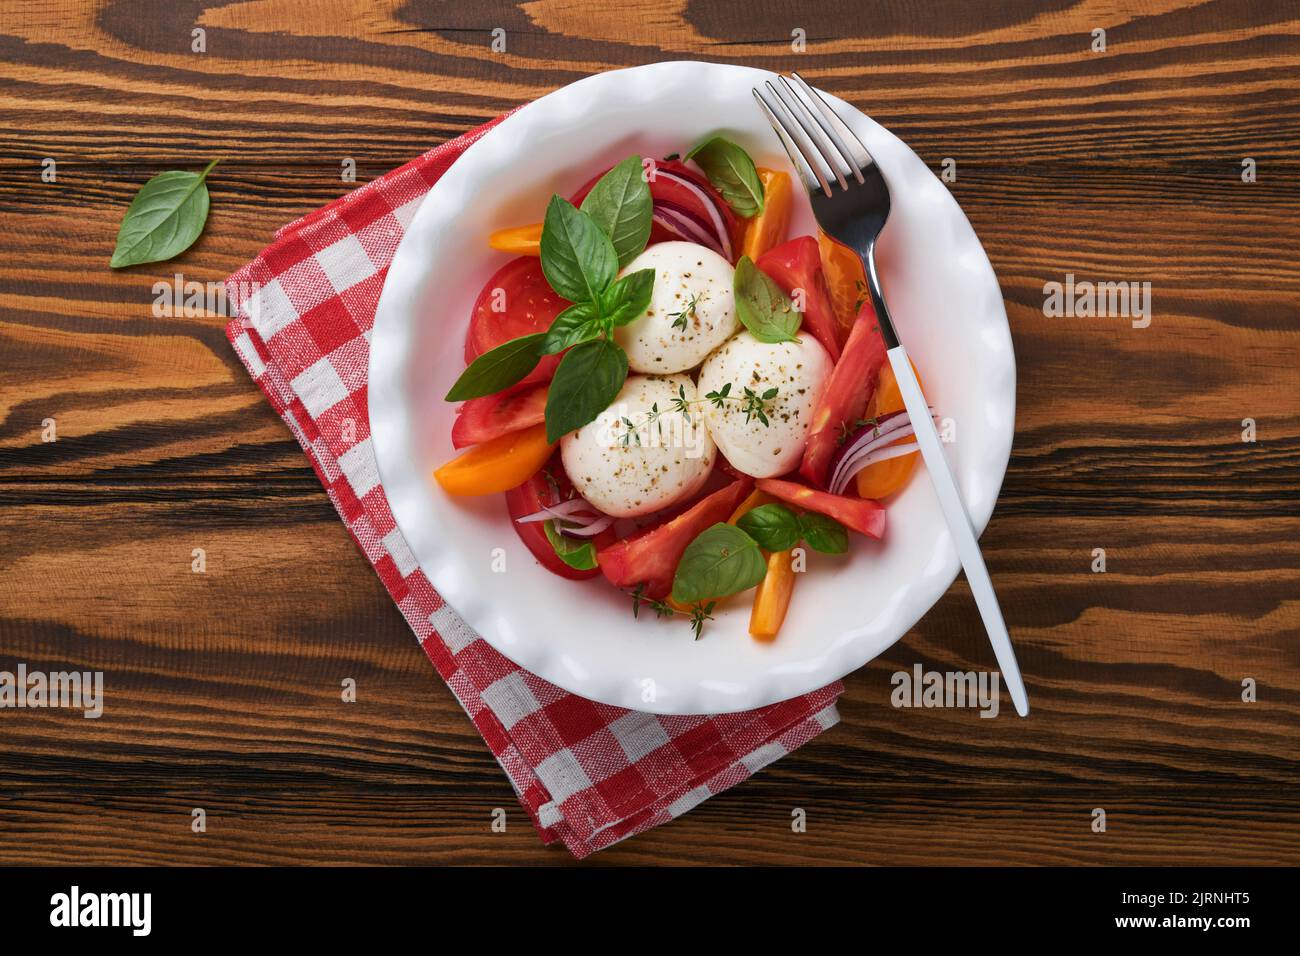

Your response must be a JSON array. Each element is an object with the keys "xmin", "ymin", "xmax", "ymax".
[
  {"xmin": 655, "ymin": 170, "xmax": 733, "ymax": 261},
  {"xmin": 651, "ymin": 209, "xmax": 689, "ymax": 241},
  {"xmin": 829, "ymin": 424, "xmax": 917, "ymax": 496},
  {"xmin": 653, "ymin": 207, "xmax": 722, "ymax": 256},
  {"xmin": 554, "ymin": 515, "xmax": 616, "ymax": 537},
  {"xmin": 826, "ymin": 411, "xmax": 912, "ymax": 494},
  {"xmin": 844, "ymin": 441, "xmax": 920, "ymax": 472},
  {"xmin": 657, "ymin": 197, "xmax": 715, "ymax": 238},
  {"xmin": 828, "ymin": 407, "xmax": 939, "ymax": 496},
  {"xmin": 514, "ymin": 497, "xmax": 599, "ymax": 525}
]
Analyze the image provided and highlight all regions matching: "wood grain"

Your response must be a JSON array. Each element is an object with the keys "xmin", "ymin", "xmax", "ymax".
[{"xmin": 1, "ymin": 0, "xmax": 1298, "ymax": 865}]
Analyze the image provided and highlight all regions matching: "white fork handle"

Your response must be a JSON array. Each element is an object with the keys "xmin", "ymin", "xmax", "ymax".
[{"xmin": 887, "ymin": 345, "xmax": 1029, "ymax": 717}]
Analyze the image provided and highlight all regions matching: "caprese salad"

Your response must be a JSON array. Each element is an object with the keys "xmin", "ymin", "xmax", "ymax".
[{"xmin": 435, "ymin": 136, "xmax": 929, "ymax": 641}]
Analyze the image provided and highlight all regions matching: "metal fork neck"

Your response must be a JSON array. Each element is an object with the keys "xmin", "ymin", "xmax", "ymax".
[{"xmin": 862, "ymin": 245, "xmax": 900, "ymax": 350}]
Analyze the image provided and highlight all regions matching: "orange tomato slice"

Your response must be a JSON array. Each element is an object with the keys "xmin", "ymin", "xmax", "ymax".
[
  {"xmin": 854, "ymin": 359, "xmax": 922, "ymax": 500},
  {"xmin": 817, "ymin": 231, "xmax": 867, "ymax": 341},
  {"xmin": 488, "ymin": 223, "xmax": 543, "ymax": 255},
  {"xmin": 727, "ymin": 488, "xmax": 772, "ymax": 526},
  {"xmin": 749, "ymin": 549, "xmax": 795, "ymax": 641},
  {"xmin": 433, "ymin": 422, "xmax": 554, "ymax": 496},
  {"xmin": 740, "ymin": 169, "xmax": 792, "ymax": 260}
]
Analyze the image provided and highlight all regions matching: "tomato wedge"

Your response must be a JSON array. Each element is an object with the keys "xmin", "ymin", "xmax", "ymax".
[
  {"xmin": 727, "ymin": 488, "xmax": 772, "ymax": 526},
  {"xmin": 597, "ymin": 478, "xmax": 753, "ymax": 599},
  {"xmin": 756, "ymin": 237, "xmax": 842, "ymax": 362},
  {"xmin": 818, "ymin": 231, "xmax": 867, "ymax": 342},
  {"xmin": 433, "ymin": 423, "xmax": 554, "ymax": 496},
  {"xmin": 756, "ymin": 478, "xmax": 885, "ymax": 539},
  {"xmin": 451, "ymin": 382, "xmax": 548, "ymax": 449},
  {"xmin": 488, "ymin": 223, "xmax": 543, "ymax": 255},
  {"xmin": 505, "ymin": 457, "xmax": 615, "ymax": 581},
  {"xmin": 740, "ymin": 168, "xmax": 792, "ymax": 260},
  {"xmin": 798, "ymin": 303, "xmax": 888, "ymax": 488},
  {"xmin": 749, "ymin": 549, "xmax": 795, "ymax": 642},
  {"xmin": 466, "ymin": 257, "xmax": 568, "ymax": 386}
]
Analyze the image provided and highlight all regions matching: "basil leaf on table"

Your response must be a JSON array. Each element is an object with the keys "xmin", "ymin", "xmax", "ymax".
[
  {"xmin": 444, "ymin": 332, "xmax": 545, "ymax": 401},
  {"xmin": 798, "ymin": 512, "xmax": 848, "ymax": 554},
  {"xmin": 544, "ymin": 521, "xmax": 598, "ymax": 571},
  {"xmin": 685, "ymin": 137, "xmax": 764, "ymax": 218},
  {"xmin": 110, "ymin": 159, "xmax": 219, "ymax": 268},
  {"xmin": 733, "ymin": 256, "xmax": 801, "ymax": 343},
  {"xmin": 671, "ymin": 522, "xmax": 768, "ymax": 605},
  {"xmin": 737, "ymin": 503, "xmax": 802, "ymax": 552},
  {"xmin": 579, "ymin": 155, "xmax": 653, "ymax": 268},
  {"xmin": 542, "ymin": 301, "xmax": 601, "ymax": 355},
  {"xmin": 540, "ymin": 195, "xmax": 618, "ymax": 304},
  {"xmin": 600, "ymin": 268, "xmax": 655, "ymax": 328},
  {"xmin": 544, "ymin": 336, "xmax": 629, "ymax": 442}
]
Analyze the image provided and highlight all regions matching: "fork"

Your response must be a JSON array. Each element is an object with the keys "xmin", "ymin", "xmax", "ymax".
[{"xmin": 754, "ymin": 72, "xmax": 1030, "ymax": 717}]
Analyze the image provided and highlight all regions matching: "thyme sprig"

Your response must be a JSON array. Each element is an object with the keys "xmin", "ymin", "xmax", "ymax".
[
  {"xmin": 617, "ymin": 383, "xmax": 780, "ymax": 447},
  {"xmin": 836, "ymin": 415, "xmax": 880, "ymax": 446},
  {"xmin": 668, "ymin": 291, "xmax": 708, "ymax": 332},
  {"xmin": 629, "ymin": 586, "xmax": 717, "ymax": 641}
]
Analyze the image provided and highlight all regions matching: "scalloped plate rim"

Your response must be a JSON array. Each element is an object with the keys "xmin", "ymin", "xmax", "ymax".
[{"xmin": 369, "ymin": 61, "xmax": 1015, "ymax": 714}]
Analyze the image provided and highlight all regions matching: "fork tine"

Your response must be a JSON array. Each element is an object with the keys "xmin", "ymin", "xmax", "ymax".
[
  {"xmin": 785, "ymin": 73, "xmax": 866, "ymax": 184},
  {"xmin": 790, "ymin": 72, "xmax": 873, "ymax": 178},
  {"xmin": 752, "ymin": 84, "xmax": 832, "ymax": 198},
  {"xmin": 769, "ymin": 78, "xmax": 850, "ymax": 192}
]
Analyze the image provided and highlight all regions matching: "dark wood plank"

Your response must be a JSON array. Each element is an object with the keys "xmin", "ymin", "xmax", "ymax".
[{"xmin": 1, "ymin": 0, "xmax": 1298, "ymax": 865}]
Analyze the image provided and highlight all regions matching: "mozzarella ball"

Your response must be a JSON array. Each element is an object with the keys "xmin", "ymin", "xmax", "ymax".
[
  {"xmin": 613, "ymin": 242, "xmax": 739, "ymax": 373},
  {"xmin": 561, "ymin": 374, "xmax": 716, "ymax": 518},
  {"xmin": 697, "ymin": 331, "xmax": 832, "ymax": 478}
]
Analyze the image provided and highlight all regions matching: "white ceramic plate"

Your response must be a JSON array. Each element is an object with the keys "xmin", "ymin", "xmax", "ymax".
[{"xmin": 370, "ymin": 61, "xmax": 1014, "ymax": 715}]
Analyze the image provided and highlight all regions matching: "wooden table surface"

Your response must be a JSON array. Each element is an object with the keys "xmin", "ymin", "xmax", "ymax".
[{"xmin": 2, "ymin": 0, "xmax": 1298, "ymax": 866}]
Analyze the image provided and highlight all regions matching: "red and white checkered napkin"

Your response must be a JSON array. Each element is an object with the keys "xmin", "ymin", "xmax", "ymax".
[{"xmin": 223, "ymin": 115, "xmax": 844, "ymax": 858}]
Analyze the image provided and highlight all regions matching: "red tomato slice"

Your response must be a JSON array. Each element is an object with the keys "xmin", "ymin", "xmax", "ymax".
[
  {"xmin": 756, "ymin": 478, "xmax": 886, "ymax": 539},
  {"xmin": 798, "ymin": 303, "xmax": 888, "ymax": 488},
  {"xmin": 466, "ymin": 257, "xmax": 568, "ymax": 386},
  {"xmin": 756, "ymin": 237, "xmax": 842, "ymax": 362},
  {"xmin": 451, "ymin": 382, "xmax": 548, "ymax": 449},
  {"xmin": 504, "ymin": 457, "xmax": 615, "ymax": 581},
  {"xmin": 597, "ymin": 477, "xmax": 753, "ymax": 599}
]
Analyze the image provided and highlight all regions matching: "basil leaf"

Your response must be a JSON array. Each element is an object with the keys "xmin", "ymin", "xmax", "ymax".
[
  {"xmin": 580, "ymin": 156, "xmax": 653, "ymax": 268},
  {"xmin": 544, "ymin": 521, "xmax": 598, "ymax": 570},
  {"xmin": 543, "ymin": 301, "xmax": 601, "ymax": 355},
  {"xmin": 671, "ymin": 523, "xmax": 767, "ymax": 604},
  {"xmin": 798, "ymin": 513, "xmax": 848, "ymax": 554},
  {"xmin": 544, "ymin": 337, "xmax": 628, "ymax": 442},
  {"xmin": 735, "ymin": 502, "xmax": 849, "ymax": 554},
  {"xmin": 737, "ymin": 503, "xmax": 801, "ymax": 552},
  {"xmin": 601, "ymin": 268, "xmax": 655, "ymax": 328},
  {"xmin": 686, "ymin": 137, "xmax": 764, "ymax": 218},
  {"xmin": 734, "ymin": 256, "xmax": 801, "ymax": 343},
  {"xmin": 540, "ymin": 196, "xmax": 618, "ymax": 304},
  {"xmin": 445, "ymin": 333, "xmax": 545, "ymax": 401},
  {"xmin": 110, "ymin": 159, "xmax": 219, "ymax": 268}
]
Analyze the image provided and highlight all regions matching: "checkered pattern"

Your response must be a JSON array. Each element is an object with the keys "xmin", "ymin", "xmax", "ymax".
[{"xmin": 224, "ymin": 115, "xmax": 844, "ymax": 858}]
